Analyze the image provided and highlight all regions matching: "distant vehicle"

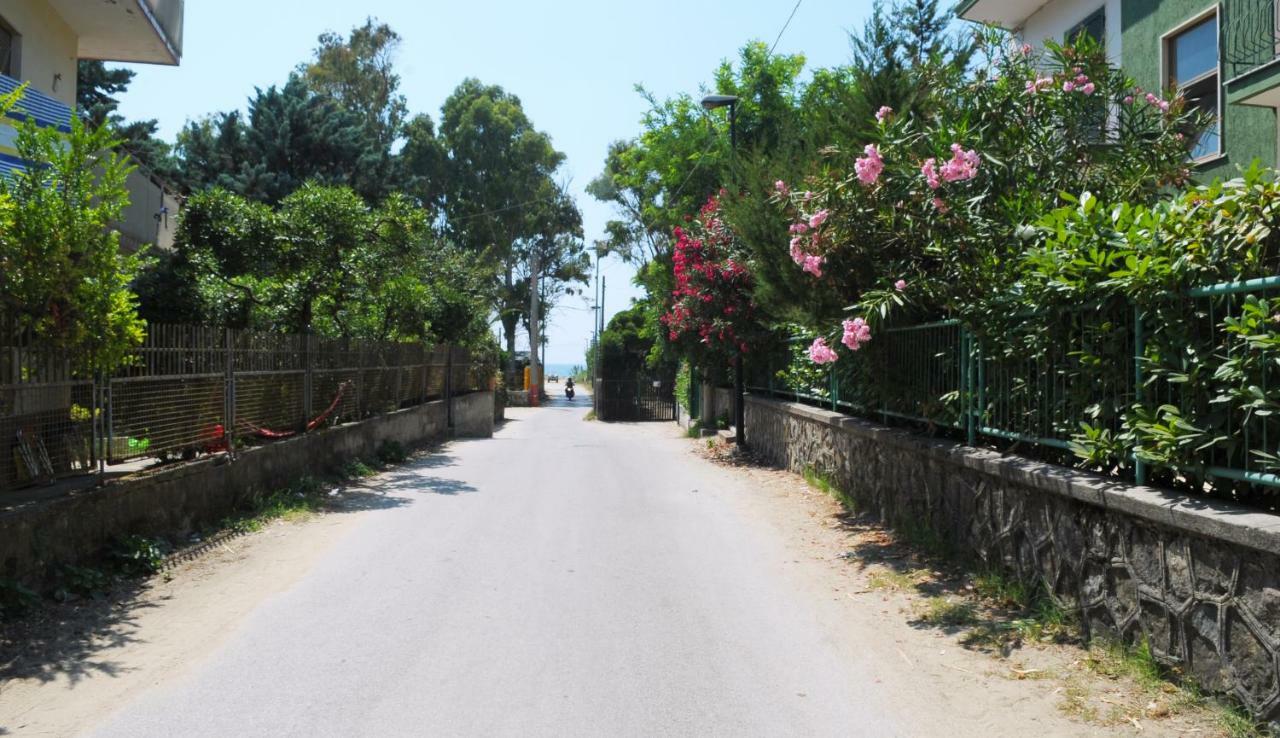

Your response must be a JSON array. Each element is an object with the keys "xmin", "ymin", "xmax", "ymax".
[{"xmin": 548, "ymin": 374, "xmax": 560, "ymax": 383}]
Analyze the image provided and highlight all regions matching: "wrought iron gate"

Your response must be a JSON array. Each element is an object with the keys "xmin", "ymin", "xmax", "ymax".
[{"xmin": 595, "ymin": 378, "xmax": 675, "ymax": 422}]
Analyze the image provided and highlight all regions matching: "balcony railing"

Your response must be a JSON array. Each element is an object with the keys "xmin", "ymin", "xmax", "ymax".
[{"xmin": 1226, "ymin": 0, "xmax": 1280, "ymax": 80}]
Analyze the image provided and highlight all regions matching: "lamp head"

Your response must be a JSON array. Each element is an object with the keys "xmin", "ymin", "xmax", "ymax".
[{"xmin": 700, "ymin": 94, "xmax": 740, "ymax": 111}]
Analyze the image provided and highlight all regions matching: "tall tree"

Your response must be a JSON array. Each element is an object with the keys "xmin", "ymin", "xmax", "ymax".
[
  {"xmin": 76, "ymin": 60, "xmax": 134, "ymax": 126},
  {"xmin": 437, "ymin": 78, "xmax": 574, "ymax": 374},
  {"xmin": 168, "ymin": 184, "xmax": 492, "ymax": 344},
  {"xmin": 301, "ymin": 18, "xmax": 409, "ymax": 149},
  {"xmin": 175, "ymin": 76, "xmax": 388, "ymax": 204},
  {"xmin": 398, "ymin": 113, "xmax": 448, "ymax": 215}
]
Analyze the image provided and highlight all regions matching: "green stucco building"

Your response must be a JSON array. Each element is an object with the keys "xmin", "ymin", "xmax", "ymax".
[{"xmin": 959, "ymin": 0, "xmax": 1280, "ymax": 180}]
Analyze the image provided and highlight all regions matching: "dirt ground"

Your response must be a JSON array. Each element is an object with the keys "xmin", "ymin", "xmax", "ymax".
[
  {"xmin": 0, "ymin": 486, "xmax": 375, "ymax": 737},
  {"xmin": 692, "ymin": 436, "xmax": 1259, "ymax": 738}
]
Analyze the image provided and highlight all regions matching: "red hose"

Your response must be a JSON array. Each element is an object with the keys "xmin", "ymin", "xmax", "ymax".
[{"xmin": 242, "ymin": 381, "xmax": 353, "ymax": 439}]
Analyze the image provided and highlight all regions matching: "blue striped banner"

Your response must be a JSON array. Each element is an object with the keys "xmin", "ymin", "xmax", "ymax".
[{"xmin": 0, "ymin": 74, "xmax": 72, "ymax": 133}]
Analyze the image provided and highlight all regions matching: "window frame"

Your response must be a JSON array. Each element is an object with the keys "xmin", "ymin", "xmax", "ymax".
[
  {"xmin": 0, "ymin": 15, "xmax": 16, "ymax": 79},
  {"xmin": 1161, "ymin": 5, "xmax": 1223, "ymax": 163},
  {"xmin": 1065, "ymin": 6, "xmax": 1106, "ymax": 45}
]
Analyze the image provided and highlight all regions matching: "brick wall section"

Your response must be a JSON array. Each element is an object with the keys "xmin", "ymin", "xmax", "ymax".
[
  {"xmin": 746, "ymin": 394, "xmax": 1280, "ymax": 725},
  {"xmin": 1, "ymin": 392, "xmax": 494, "ymax": 587}
]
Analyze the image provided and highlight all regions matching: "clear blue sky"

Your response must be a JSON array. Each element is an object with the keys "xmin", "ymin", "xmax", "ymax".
[{"xmin": 116, "ymin": 0, "xmax": 877, "ymax": 366}]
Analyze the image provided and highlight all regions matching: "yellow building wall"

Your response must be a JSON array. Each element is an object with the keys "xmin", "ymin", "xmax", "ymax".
[{"xmin": 0, "ymin": 0, "xmax": 78, "ymax": 105}]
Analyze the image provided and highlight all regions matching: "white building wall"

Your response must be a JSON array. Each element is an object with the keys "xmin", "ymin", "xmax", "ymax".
[
  {"xmin": 0, "ymin": 0, "xmax": 78, "ymax": 105},
  {"xmin": 1020, "ymin": 0, "xmax": 1123, "ymax": 65}
]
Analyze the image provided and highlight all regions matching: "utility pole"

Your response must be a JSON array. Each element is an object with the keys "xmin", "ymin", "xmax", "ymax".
[
  {"xmin": 529, "ymin": 248, "xmax": 541, "ymax": 407},
  {"xmin": 592, "ymin": 251, "xmax": 600, "ymax": 373},
  {"xmin": 702, "ymin": 94, "xmax": 746, "ymax": 448},
  {"xmin": 597, "ymin": 276, "xmax": 606, "ymax": 373}
]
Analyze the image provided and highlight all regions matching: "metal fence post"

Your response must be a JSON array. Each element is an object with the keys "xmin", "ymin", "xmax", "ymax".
[
  {"xmin": 302, "ymin": 330, "xmax": 314, "ymax": 433},
  {"xmin": 93, "ymin": 371, "xmax": 104, "ymax": 474},
  {"xmin": 225, "ymin": 327, "xmax": 236, "ymax": 458},
  {"xmin": 1133, "ymin": 306, "xmax": 1147, "ymax": 485},
  {"xmin": 962, "ymin": 329, "xmax": 972, "ymax": 445},
  {"xmin": 103, "ymin": 374, "xmax": 114, "ymax": 467},
  {"xmin": 829, "ymin": 366, "xmax": 838, "ymax": 411},
  {"xmin": 445, "ymin": 345, "xmax": 454, "ymax": 430}
]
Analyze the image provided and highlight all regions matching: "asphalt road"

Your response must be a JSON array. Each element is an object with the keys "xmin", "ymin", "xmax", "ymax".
[{"xmin": 90, "ymin": 396, "xmax": 906, "ymax": 737}]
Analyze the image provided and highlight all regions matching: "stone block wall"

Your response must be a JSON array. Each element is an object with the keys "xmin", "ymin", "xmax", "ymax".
[
  {"xmin": 746, "ymin": 395, "xmax": 1280, "ymax": 724},
  {"xmin": 1, "ymin": 392, "xmax": 494, "ymax": 587}
]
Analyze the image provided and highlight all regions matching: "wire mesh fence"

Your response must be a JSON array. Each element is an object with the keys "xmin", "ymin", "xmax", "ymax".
[{"xmin": 0, "ymin": 324, "xmax": 494, "ymax": 495}]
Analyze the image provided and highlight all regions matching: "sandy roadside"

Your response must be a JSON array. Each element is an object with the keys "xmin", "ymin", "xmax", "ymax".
[
  {"xmin": 684, "ymin": 432, "xmax": 1239, "ymax": 737},
  {"xmin": 0, "ymin": 494, "xmax": 372, "ymax": 737}
]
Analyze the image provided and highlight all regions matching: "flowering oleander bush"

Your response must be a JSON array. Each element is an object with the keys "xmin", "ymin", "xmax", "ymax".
[
  {"xmin": 767, "ymin": 35, "xmax": 1202, "ymax": 361},
  {"xmin": 746, "ymin": 35, "xmax": 1280, "ymax": 502},
  {"xmin": 662, "ymin": 193, "xmax": 761, "ymax": 363}
]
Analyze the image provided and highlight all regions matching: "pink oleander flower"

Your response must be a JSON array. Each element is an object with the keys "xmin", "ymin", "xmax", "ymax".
[
  {"xmin": 1081, "ymin": 82, "xmax": 1096, "ymax": 95},
  {"xmin": 939, "ymin": 143, "xmax": 980, "ymax": 183},
  {"xmin": 931, "ymin": 197, "xmax": 949, "ymax": 213},
  {"xmin": 842, "ymin": 318, "xmax": 872, "ymax": 352},
  {"xmin": 774, "ymin": 180, "xmax": 789, "ymax": 195},
  {"xmin": 1024, "ymin": 77, "xmax": 1054, "ymax": 95},
  {"xmin": 921, "ymin": 158, "xmax": 940, "ymax": 190},
  {"xmin": 1123, "ymin": 95, "xmax": 1134, "ymax": 104},
  {"xmin": 854, "ymin": 144, "xmax": 884, "ymax": 185},
  {"xmin": 1062, "ymin": 80, "xmax": 1075, "ymax": 92},
  {"xmin": 803, "ymin": 190, "xmax": 815, "ymax": 202},
  {"xmin": 1074, "ymin": 74, "xmax": 1088, "ymax": 85},
  {"xmin": 894, "ymin": 279, "xmax": 907, "ymax": 291},
  {"xmin": 802, "ymin": 254, "xmax": 825, "ymax": 277},
  {"xmin": 808, "ymin": 337, "xmax": 838, "ymax": 364},
  {"xmin": 789, "ymin": 222, "xmax": 809, "ymax": 234},
  {"xmin": 1020, "ymin": 43, "xmax": 1032, "ymax": 55},
  {"xmin": 789, "ymin": 237, "xmax": 804, "ymax": 264},
  {"xmin": 808, "ymin": 209, "xmax": 829, "ymax": 228},
  {"xmin": 875, "ymin": 105, "xmax": 893, "ymax": 123}
]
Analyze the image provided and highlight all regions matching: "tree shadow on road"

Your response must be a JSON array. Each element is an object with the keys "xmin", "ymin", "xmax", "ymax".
[
  {"xmin": 340, "ymin": 452, "xmax": 477, "ymax": 498},
  {"xmin": 0, "ymin": 577, "xmax": 156, "ymax": 690},
  {"xmin": 0, "ymin": 446, "xmax": 475, "ymax": 708}
]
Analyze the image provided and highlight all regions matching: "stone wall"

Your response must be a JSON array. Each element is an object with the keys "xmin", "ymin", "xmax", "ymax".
[
  {"xmin": 746, "ymin": 395, "xmax": 1280, "ymax": 725},
  {"xmin": 453, "ymin": 389, "xmax": 495, "ymax": 438},
  {"xmin": 1, "ymin": 392, "xmax": 494, "ymax": 587}
]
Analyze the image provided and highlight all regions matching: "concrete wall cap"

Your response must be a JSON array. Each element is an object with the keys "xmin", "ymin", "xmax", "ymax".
[{"xmin": 746, "ymin": 393, "xmax": 1280, "ymax": 556}]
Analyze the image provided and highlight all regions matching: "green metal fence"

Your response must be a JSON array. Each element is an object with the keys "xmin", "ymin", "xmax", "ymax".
[{"xmin": 748, "ymin": 276, "xmax": 1280, "ymax": 497}]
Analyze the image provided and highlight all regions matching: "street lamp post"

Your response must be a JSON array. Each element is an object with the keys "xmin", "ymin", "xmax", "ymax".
[{"xmin": 700, "ymin": 94, "xmax": 745, "ymax": 448}]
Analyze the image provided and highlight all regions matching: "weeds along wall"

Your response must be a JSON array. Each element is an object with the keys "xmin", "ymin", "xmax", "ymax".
[{"xmin": 745, "ymin": 394, "xmax": 1280, "ymax": 726}]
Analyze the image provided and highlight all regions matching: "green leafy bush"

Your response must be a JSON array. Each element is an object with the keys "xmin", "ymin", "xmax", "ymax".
[
  {"xmin": 376, "ymin": 440, "xmax": 408, "ymax": 464},
  {"xmin": 109, "ymin": 535, "xmax": 167, "ymax": 577},
  {"xmin": 0, "ymin": 578, "xmax": 39, "ymax": 620}
]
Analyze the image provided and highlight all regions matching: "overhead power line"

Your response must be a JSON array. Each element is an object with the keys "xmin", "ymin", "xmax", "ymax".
[
  {"xmin": 769, "ymin": 0, "xmax": 804, "ymax": 56},
  {"xmin": 451, "ymin": 194, "xmax": 560, "ymax": 222}
]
